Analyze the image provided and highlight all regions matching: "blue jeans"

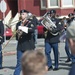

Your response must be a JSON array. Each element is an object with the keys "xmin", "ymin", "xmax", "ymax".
[
  {"xmin": 71, "ymin": 55, "xmax": 75, "ymax": 63},
  {"xmin": 34, "ymin": 29, "xmax": 38, "ymax": 44},
  {"xmin": 14, "ymin": 50, "xmax": 23, "ymax": 75},
  {"xmin": 65, "ymin": 40, "xmax": 71, "ymax": 59},
  {"xmin": 0, "ymin": 45, "xmax": 2, "ymax": 68},
  {"xmin": 69, "ymin": 64, "xmax": 75, "ymax": 75},
  {"xmin": 45, "ymin": 42, "xmax": 58, "ymax": 68}
]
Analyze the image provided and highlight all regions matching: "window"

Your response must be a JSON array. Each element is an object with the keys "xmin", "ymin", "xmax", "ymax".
[
  {"xmin": 41, "ymin": 0, "xmax": 46, "ymax": 8},
  {"xmin": 41, "ymin": 0, "xmax": 60, "ymax": 9},
  {"xmin": 47, "ymin": 0, "xmax": 59, "ymax": 8},
  {"xmin": 62, "ymin": 0, "xmax": 74, "ymax": 7},
  {"xmin": 50, "ymin": 0, "xmax": 58, "ymax": 6}
]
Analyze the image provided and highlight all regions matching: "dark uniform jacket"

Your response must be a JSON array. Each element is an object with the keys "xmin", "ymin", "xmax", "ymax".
[
  {"xmin": 67, "ymin": 17, "xmax": 74, "ymax": 25},
  {"xmin": 16, "ymin": 20, "xmax": 35, "ymax": 52},
  {"xmin": 44, "ymin": 17, "xmax": 63, "ymax": 43},
  {"xmin": 0, "ymin": 21, "xmax": 4, "ymax": 44},
  {"xmin": 29, "ymin": 16, "xmax": 39, "ymax": 29}
]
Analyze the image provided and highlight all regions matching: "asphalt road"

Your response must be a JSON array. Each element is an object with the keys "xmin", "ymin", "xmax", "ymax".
[{"xmin": 0, "ymin": 38, "xmax": 72, "ymax": 75}]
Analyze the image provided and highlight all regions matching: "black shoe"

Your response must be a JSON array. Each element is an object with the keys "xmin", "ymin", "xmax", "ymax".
[
  {"xmin": 72, "ymin": 62, "xmax": 75, "ymax": 64},
  {"xmin": 0, "ymin": 67, "xmax": 3, "ymax": 69},
  {"xmin": 48, "ymin": 66, "xmax": 53, "ymax": 71},
  {"xmin": 53, "ymin": 68, "xmax": 59, "ymax": 71},
  {"xmin": 65, "ymin": 58, "xmax": 71, "ymax": 62}
]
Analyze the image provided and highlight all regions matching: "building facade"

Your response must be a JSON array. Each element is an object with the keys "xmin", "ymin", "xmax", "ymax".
[{"xmin": 0, "ymin": 0, "xmax": 75, "ymax": 19}]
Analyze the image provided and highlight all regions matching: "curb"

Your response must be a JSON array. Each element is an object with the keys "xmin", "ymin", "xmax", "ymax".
[
  {"xmin": 2, "ymin": 47, "xmax": 44, "ymax": 56},
  {"xmin": 2, "ymin": 51, "xmax": 16, "ymax": 56}
]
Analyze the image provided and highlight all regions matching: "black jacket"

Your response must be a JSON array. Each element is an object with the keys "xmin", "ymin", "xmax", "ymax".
[
  {"xmin": 29, "ymin": 16, "xmax": 39, "ymax": 29},
  {"xmin": 16, "ymin": 20, "xmax": 35, "ymax": 52},
  {"xmin": 44, "ymin": 17, "xmax": 63, "ymax": 43},
  {"xmin": 0, "ymin": 21, "xmax": 4, "ymax": 44}
]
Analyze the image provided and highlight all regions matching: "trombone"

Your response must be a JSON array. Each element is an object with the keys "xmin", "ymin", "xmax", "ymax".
[{"xmin": 2, "ymin": 13, "xmax": 34, "ymax": 50}]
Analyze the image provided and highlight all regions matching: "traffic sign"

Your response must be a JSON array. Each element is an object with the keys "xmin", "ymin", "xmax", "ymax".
[{"xmin": 0, "ymin": 0, "xmax": 7, "ymax": 13}]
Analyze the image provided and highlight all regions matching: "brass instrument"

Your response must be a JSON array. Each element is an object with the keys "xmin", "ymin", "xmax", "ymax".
[
  {"xmin": 2, "ymin": 13, "xmax": 34, "ymax": 50},
  {"xmin": 17, "ymin": 21, "xmax": 27, "ymax": 39},
  {"xmin": 41, "ymin": 12, "xmax": 59, "ymax": 36}
]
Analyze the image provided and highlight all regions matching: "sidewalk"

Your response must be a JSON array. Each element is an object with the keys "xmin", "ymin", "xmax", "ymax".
[
  {"xmin": 2, "ymin": 39, "xmax": 17, "ymax": 56},
  {"xmin": 2, "ymin": 47, "xmax": 44, "ymax": 56},
  {"xmin": 2, "ymin": 51, "xmax": 16, "ymax": 56},
  {"xmin": 2, "ymin": 39, "xmax": 45, "ymax": 56}
]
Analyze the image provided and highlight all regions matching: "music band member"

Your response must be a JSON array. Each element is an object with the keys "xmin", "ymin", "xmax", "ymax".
[
  {"xmin": 0, "ymin": 21, "xmax": 4, "ymax": 69},
  {"xmin": 61, "ymin": 17, "xmax": 71, "ymax": 62},
  {"xmin": 67, "ymin": 13, "xmax": 75, "ymax": 64},
  {"xmin": 29, "ymin": 15, "xmax": 39, "ymax": 44},
  {"xmin": 67, "ymin": 21, "xmax": 75, "ymax": 75},
  {"xmin": 14, "ymin": 10, "xmax": 35, "ymax": 75},
  {"xmin": 44, "ymin": 9, "xmax": 62, "ymax": 71},
  {"xmin": 67, "ymin": 13, "xmax": 74, "ymax": 25},
  {"xmin": 65, "ymin": 13, "xmax": 75, "ymax": 62}
]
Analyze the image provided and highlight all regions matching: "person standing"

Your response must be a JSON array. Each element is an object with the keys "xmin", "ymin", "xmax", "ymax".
[
  {"xmin": 43, "ymin": 9, "xmax": 62, "ymax": 71},
  {"xmin": 65, "ymin": 13, "xmax": 75, "ymax": 62},
  {"xmin": 61, "ymin": 16, "xmax": 71, "ymax": 62},
  {"xmin": 32, "ymin": 16, "xmax": 39, "ymax": 44},
  {"xmin": 14, "ymin": 9, "xmax": 35, "ymax": 75},
  {"xmin": 30, "ymin": 15, "xmax": 39, "ymax": 44},
  {"xmin": 0, "ymin": 21, "xmax": 4, "ymax": 69},
  {"xmin": 66, "ymin": 21, "xmax": 75, "ymax": 75}
]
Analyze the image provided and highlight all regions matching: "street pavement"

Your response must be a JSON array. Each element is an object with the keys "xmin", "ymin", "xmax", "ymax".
[{"xmin": 0, "ymin": 38, "xmax": 72, "ymax": 75}]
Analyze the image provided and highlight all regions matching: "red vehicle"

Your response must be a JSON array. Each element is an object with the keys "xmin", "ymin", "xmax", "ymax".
[
  {"xmin": 4, "ymin": 28, "xmax": 12, "ymax": 39},
  {"xmin": 37, "ymin": 19, "xmax": 44, "ymax": 38}
]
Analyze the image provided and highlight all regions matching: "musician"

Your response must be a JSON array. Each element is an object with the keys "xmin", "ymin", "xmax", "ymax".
[
  {"xmin": 0, "ymin": 21, "xmax": 4, "ymax": 69},
  {"xmin": 67, "ymin": 13, "xmax": 75, "ymax": 64},
  {"xmin": 67, "ymin": 13, "xmax": 74, "ymax": 25},
  {"xmin": 67, "ymin": 21, "xmax": 75, "ymax": 75},
  {"xmin": 65, "ymin": 13, "xmax": 75, "ymax": 62},
  {"xmin": 44, "ymin": 9, "xmax": 62, "ymax": 71},
  {"xmin": 61, "ymin": 17, "xmax": 71, "ymax": 62},
  {"xmin": 14, "ymin": 10, "xmax": 35, "ymax": 75},
  {"xmin": 31, "ymin": 15, "xmax": 39, "ymax": 44}
]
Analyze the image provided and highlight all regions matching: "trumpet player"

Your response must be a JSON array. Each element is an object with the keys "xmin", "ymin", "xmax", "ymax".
[
  {"xmin": 14, "ymin": 9, "xmax": 35, "ymax": 75},
  {"xmin": 44, "ymin": 9, "xmax": 63, "ymax": 71}
]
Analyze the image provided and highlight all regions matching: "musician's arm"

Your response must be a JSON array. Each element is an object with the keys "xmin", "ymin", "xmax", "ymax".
[
  {"xmin": 51, "ymin": 20, "xmax": 63, "ymax": 33},
  {"xmin": 16, "ymin": 22, "xmax": 20, "ymax": 41},
  {"xmin": 43, "ymin": 27, "xmax": 47, "ymax": 31},
  {"xmin": 0, "ymin": 21, "xmax": 4, "ymax": 37},
  {"xmin": 57, "ymin": 22, "xmax": 63, "ymax": 31},
  {"xmin": 28, "ymin": 23, "xmax": 35, "ymax": 33}
]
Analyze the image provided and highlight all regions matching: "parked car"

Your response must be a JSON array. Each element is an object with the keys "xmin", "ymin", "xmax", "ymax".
[
  {"xmin": 37, "ymin": 19, "xmax": 44, "ymax": 38},
  {"xmin": 4, "ymin": 27, "xmax": 12, "ymax": 39}
]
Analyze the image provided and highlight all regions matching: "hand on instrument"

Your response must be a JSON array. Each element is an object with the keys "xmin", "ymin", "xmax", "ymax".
[
  {"xmin": 47, "ymin": 27, "xmax": 52, "ymax": 31},
  {"xmin": 18, "ymin": 26, "xmax": 28, "ymax": 33}
]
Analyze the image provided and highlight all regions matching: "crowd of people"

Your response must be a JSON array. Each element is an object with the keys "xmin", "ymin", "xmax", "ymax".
[{"xmin": 0, "ymin": 9, "xmax": 75, "ymax": 75}]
